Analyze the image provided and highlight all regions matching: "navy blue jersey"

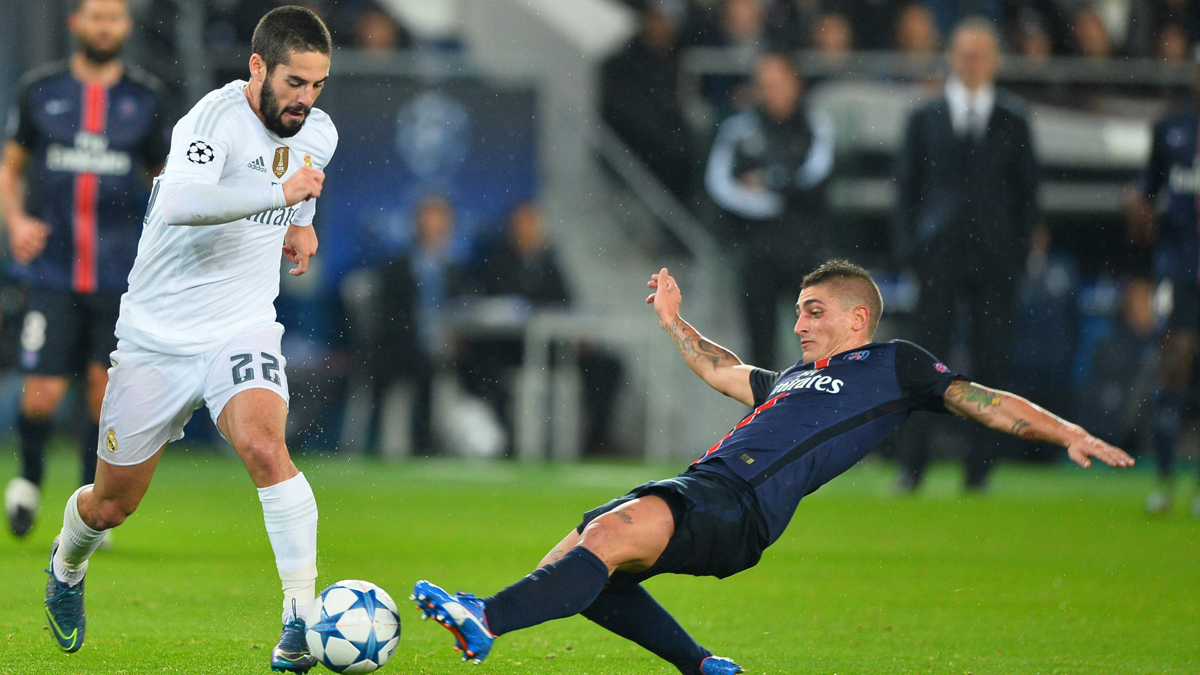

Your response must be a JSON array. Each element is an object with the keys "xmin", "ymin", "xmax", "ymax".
[
  {"xmin": 694, "ymin": 340, "xmax": 964, "ymax": 543},
  {"xmin": 6, "ymin": 62, "xmax": 168, "ymax": 292},
  {"xmin": 1141, "ymin": 109, "xmax": 1200, "ymax": 281}
]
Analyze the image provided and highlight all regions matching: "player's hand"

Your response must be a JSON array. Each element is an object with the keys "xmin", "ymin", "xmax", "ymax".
[
  {"xmin": 283, "ymin": 223, "xmax": 318, "ymax": 276},
  {"xmin": 7, "ymin": 213, "xmax": 51, "ymax": 264},
  {"xmin": 646, "ymin": 267, "xmax": 681, "ymax": 328},
  {"xmin": 1065, "ymin": 432, "xmax": 1134, "ymax": 469},
  {"xmin": 282, "ymin": 167, "xmax": 324, "ymax": 206}
]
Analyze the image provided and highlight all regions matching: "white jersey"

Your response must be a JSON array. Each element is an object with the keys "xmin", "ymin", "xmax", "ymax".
[{"xmin": 115, "ymin": 80, "xmax": 338, "ymax": 355}]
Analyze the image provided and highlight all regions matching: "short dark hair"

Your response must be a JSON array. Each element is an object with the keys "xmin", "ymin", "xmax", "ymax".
[
  {"xmin": 801, "ymin": 259, "xmax": 884, "ymax": 335},
  {"xmin": 71, "ymin": 0, "xmax": 126, "ymax": 14},
  {"xmin": 251, "ymin": 6, "xmax": 332, "ymax": 73}
]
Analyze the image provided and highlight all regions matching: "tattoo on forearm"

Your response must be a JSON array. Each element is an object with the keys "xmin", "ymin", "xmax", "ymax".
[
  {"xmin": 616, "ymin": 511, "xmax": 633, "ymax": 524},
  {"xmin": 1011, "ymin": 418, "xmax": 1037, "ymax": 440},
  {"xmin": 548, "ymin": 548, "xmax": 565, "ymax": 562},
  {"xmin": 668, "ymin": 317, "xmax": 739, "ymax": 371},
  {"xmin": 947, "ymin": 381, "xmax": 1003, "ymax": 412}
]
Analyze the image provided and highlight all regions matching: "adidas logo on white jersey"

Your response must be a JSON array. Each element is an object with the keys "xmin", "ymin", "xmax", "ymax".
[{"xmin": 247, "ymin": 156, "xmax": 267, "ymax": 173}]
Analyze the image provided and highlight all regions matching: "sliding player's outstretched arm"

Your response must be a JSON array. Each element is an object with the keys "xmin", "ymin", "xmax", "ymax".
[
  {"xmin": 647, "ymin": 267, "xmax": 756, "ymax": 406},
  {"xmin": 943, "ymin": 380, "xmax": 1135, "ymax": 469}
]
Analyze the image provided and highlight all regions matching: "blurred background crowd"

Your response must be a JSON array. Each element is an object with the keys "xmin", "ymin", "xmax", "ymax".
[{"xmin": 1, "ymin": 0, "xmax": 1198, "ymax": 509}]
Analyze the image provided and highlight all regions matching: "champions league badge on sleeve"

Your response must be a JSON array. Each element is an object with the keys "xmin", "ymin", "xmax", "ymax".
[{"xmin": 186, "ymin": 140, "xmax": 215, "ymax": 164}]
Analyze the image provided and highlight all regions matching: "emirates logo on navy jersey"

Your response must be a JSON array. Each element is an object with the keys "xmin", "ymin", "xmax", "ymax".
[
  {"xmin": 186, "ymin": 141, "xmax": 215, "ymax": 165},
  {"xmin": 843, "ymin": 350, "xmax": 869, "ymax": 361}
]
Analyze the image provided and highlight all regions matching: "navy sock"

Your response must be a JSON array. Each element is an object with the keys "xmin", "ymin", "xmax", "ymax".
[
  {"xmin": 81, "ymin": 423, "xmax": 99, "ymax": 486},
  {"xmin": 581, "ymin": 583, "xmax": 712, "ymax": 675},
  {"xmin": 1153, "ymin": 390, "xmax": 1184, "ymax": 480},
  {"xmin": 17, "ymin": 414, "xmax": 52, "ymax": 486},
  {"xmin": 483, "ymin": 547, "xmax": 609, "ymax": 636}
]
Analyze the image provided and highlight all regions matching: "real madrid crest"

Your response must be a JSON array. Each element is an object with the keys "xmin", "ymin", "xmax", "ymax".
[
  {"xmin": 272, "ymin": 146, "xmax": 289, "ymax": 178},
  {"xmin": 105, "ymin": 428, "xmax": 118, "ymax": 453}
]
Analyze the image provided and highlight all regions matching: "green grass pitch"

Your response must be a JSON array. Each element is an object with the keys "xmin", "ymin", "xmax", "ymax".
[{"xmin": 1, "ymin": 448, "xmax": 1196, "ymax": 674}]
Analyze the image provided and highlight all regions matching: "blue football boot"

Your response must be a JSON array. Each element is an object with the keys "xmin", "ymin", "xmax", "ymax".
[
  {"xmin": 701, "ymin": 655, "xmax": 745, "ymax": 674},
  {"xmin": 270, "ymin": 607, "xmax": 316, "ymax": 673},
  {"xmin": 44, "ymin": 537, "xmax": 86, "ymax": 653},
  {"xmin": 411, "ymin": 580, "xmax": 495, "ymax": 663}
]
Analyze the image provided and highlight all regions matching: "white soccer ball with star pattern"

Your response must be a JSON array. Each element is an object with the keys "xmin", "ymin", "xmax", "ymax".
[{"xmin": 305, "ymin": 580, "xmax": 401, "ymax": 673}]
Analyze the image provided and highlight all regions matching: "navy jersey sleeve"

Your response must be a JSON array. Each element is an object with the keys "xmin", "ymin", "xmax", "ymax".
[
  {"xmin": 893, "ymin": 341, "xmax": 964, "ymax": 413},
  {"xmin": 5, "ymin": 84, "xmax": 37, "ymax": 150},
  {"xmin": 749, "ymin": 368, "xmax": 782, "ymax": 407},
  {"xmin": 140, "ymin": 100, "xmax": 170, "ymax": 169}
]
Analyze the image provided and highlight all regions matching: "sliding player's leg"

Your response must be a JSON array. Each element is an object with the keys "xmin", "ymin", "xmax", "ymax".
[
  {"xmin": 581, "ymin": 583, "xmax": 747, "ymax": 675},
  {"xmin": 413, "ymin": 496, "xmax": 674, "ymax": 663}
]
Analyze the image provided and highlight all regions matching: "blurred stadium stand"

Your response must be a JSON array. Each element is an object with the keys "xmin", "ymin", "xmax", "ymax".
[{"xmin": 1, "ymin": 0, "xmax": 1191, "ymax": 464}]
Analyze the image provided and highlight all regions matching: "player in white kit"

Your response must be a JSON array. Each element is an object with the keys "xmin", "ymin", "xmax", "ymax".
[{"xmin": 42, "ymin": 7, "xmax": 337, "ymax": 672}]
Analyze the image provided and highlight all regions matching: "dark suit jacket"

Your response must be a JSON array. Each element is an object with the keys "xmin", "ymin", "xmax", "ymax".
[{"xmin": 893, "ymin": 90, "xmax": 1039, "ymax": 272}]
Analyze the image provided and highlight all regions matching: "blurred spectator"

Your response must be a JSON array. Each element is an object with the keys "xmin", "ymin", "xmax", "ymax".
[
  {"xmin": 704, "ymin": 53, "xmax": 834, "ymax": 369},
  {"xmin": 892, "ymin": 18, "xmax": 1039, "ymax": 492},
  {"xmin": 1003, "ymin": 0, "xmax": 1071, "ymax": 56},
  {"xmin": 366, "ymin": 195, "xmax": 466, "ymax": 454},
  {"xmin": 460, "ymin": 203, "xmax": 624, "ymax": 456},
  {"xmin": 1155, "ymin": 21, "xmax": 1190, "ymax": 60},
  {"xmin": 1073, "ymin": 8, "xmax": 1114, "ymax": 57},
  {"xmin": 1126, "ymin": 74, "xmax": 1200, "ymax": 517},
  {"xmin": 721, "ymin": 0, "xmax": 767, "ymax": 47},
  {"xmin": 895, "ymin": 2, "xmax": 942, "ymax": 53},
  {"xmin": 352, "ymin": 6, "xmax": 410, "ymax": 51},
  {"xmin": 813, "ymin": 12, "xmax": 855, "ymax": 54},
  {"xmin": 1011, "ymin": 9, "xmax": 1055, "ymax": 58},
  {"xmin": 1073, "ymin": 277, "xmax": 1158, "ymax": 455},
  {"xmin": 602, "ymin": 4, "xmax": 694, "ymax": 198},
  {"xmin": 1154, "ymin": 0, "xmax": 1200, "ymax": 46}
]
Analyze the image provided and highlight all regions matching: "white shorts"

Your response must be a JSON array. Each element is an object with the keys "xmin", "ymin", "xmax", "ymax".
[{"xmin": 97, "ymin": 322, "xmax": 289, "ymax": 466}]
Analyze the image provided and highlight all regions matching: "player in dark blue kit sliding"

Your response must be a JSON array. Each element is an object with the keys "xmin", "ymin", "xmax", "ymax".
[
  {"xmin": 412, "ymin": 260, "xmax": 1134, "ymax": 674},
  {"xmin": 0, "ymin": 0, "xmax": 167, "ymax": 538},
  {"xmin": 1126, "ymin": 90, "xmax": 1200, "ymax": 518}
]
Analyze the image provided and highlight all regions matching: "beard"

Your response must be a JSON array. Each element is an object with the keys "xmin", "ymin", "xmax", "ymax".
[
  {"xmin": 79, "ymin": 39, "xmax": 122, "ymax": 65},
  {"xmin": 259, "ymin": 76, "xmax": 310, "ymax": 139}
]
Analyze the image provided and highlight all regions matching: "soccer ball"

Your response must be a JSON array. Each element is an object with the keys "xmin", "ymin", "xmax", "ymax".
[{"xmin": 305, "ymin": 580, "xmax": 401, "ymax": 673}]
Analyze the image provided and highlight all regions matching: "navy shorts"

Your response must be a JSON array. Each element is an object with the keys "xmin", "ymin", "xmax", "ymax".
[
  {"xmin": 19, "ymin": 288, "xmax": 121, "ymax": 376},
  {"xmin": 577, "ymin": 465, "xmax": 770, "ymax": 585}
]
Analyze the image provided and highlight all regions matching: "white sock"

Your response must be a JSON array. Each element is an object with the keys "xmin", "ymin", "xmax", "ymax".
[
  {"xmin": 258, "ymin": 473, "xmax": 318, "ymax": 622},
  {"xmin": 53, "ymin": 485, "xmax": 108, "ymax": 585}
]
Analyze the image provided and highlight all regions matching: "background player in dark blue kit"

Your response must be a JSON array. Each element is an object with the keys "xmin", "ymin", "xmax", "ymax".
[
  {"xmin": 0, "ymin": 0, "xmax": 167, "ymax": 537},
  {"xmin": 411, "ymin": 260, "xmax": 1134, "ymax": 674},
  {"xmin": 1126, "ymin": 76, "xmax": 1200, "ymax": 518}
]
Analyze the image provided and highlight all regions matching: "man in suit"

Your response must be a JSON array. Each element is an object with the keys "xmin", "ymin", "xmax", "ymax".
[{"xmin": 892, "ymin": 17, "xmax": 1040, "ymax": 491}]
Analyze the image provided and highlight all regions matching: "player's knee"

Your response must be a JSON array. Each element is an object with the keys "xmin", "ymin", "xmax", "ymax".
[
  {"xmin": 237, "ymin": 434, "xmax": 290, "ymax": 481},
  {"xmin": 578, "ymin": 514, "xmax": 624, "ymax": 551}
]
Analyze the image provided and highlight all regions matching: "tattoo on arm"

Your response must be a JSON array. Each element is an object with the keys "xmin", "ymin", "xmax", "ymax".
[
  {"xmin": 548, "ymin": 548, "xmax": 565, "ymax": 563},
  {"xmin": 946, "ymin": 381, "xmax": 1003, "ymax": 412},
  {"xmin": 668, "ymin": 317, "xmax": 740, "ymax": 371},
  {"xmin": 1011, "ymin": 418, "xmax": 1036, "ymax": 440},
  {"xmin": 615, "ymin": 511, "xmax": 633, "ymax": 525}
]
